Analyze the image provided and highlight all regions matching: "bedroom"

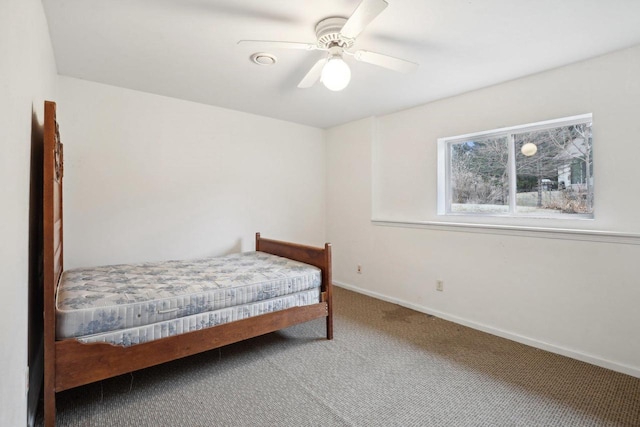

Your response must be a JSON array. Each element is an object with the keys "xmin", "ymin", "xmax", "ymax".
[{"xmin": 2, "ymin": 0, "xmax": 640, "ymax": 425}]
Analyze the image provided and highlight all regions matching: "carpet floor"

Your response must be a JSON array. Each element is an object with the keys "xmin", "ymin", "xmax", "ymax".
[{"xmin": 38, "ymin": 287, "xmax": 640, "ymax": 426}]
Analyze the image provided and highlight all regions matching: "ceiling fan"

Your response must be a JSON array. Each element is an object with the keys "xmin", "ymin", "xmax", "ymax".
[{"xmin": 238, "ymin": 0, "xmax": 418, "ymax": 91}]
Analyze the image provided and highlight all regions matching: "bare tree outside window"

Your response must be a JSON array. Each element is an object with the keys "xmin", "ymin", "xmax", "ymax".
[
  {"xmin": 515, "ymin": 123, "xmax": 593, "ymax": 215},
  {"xmin": 440, "ymin": 114, "xmax": 593, "ymax": 218},
  {"xmin": 450, "ymin": 137, "xmax": 509, "ymax": 213}
]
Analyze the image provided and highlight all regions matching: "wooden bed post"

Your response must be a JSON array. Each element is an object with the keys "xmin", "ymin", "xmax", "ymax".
[
  {"xmin": 324, "ymin": 242, "xmax": 333, "ymax": 340},
  {"xmin": 43, "ymin": 100, "xmax": 63, "ymax": 427}
]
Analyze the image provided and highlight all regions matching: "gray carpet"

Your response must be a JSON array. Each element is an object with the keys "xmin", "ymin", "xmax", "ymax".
[{"xmin": 38, "ymin": 287, "xmax": 640, "ymax": 426}]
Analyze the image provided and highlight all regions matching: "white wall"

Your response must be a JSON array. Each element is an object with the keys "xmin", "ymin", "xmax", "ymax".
[
  {"xmin": 0, "ymin": 0, "xmax": 58, "ymax": 424},
  {"xmin": 57, "ymin": 76, "xmax": 326, "ymax": 268},
  {"xmin": 327, "ymin": 45, "xmax": 640, "ymax": 377}
]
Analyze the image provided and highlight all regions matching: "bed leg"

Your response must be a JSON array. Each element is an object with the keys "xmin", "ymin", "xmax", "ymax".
[
  {"xmin": 326, "ymin": 313, "xmax": 333, "ymax": 340},
  {"xmin": 44, "ymin": 388, "xmax": 55, "ymax": 427}
]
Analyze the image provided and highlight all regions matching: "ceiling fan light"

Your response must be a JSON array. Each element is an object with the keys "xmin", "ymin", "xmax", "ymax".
[{"xmin": 321, "ymin": 57, "xmax": 351, "ymax": 91}]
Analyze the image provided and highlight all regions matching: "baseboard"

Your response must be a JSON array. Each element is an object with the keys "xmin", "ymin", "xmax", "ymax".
[{"xmin": 334, "ymin": 280, "xmax": 640, "ymax": 379}]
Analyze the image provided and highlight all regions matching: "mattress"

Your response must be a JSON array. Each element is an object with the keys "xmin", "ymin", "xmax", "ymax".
[
  {"xmin": 77, "ymin": 288, "xmax": 320, "ymax": 347},
  {"xmin": 56, "ymin": 251, "xmax": 321, "ymax": 340}
]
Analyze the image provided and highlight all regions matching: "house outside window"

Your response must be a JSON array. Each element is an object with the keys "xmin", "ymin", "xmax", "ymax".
[{"xmin": 437, "ymin": 114, "xmax": 593, "ymax": 219}]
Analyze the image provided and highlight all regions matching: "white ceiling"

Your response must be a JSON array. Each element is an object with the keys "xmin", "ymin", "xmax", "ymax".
[{"xmin": 42, "ymin": 0, "xmax": 640, "ymax": 129}]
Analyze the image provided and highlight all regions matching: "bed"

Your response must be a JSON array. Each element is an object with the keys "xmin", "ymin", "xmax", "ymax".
[{"xmin": 42, "ymin": 101, "xmax": 333, "ymax": 426}]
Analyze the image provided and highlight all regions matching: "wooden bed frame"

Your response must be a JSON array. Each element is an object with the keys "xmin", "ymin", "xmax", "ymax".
[{"xmin": 42, "ymin": 101, "xmax": 333, "ymax": 426}]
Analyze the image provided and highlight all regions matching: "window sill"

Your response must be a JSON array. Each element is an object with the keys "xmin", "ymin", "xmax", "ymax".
[{"xmin": 371, "ymin": 219, "xmax": 640, "ymax": 245}]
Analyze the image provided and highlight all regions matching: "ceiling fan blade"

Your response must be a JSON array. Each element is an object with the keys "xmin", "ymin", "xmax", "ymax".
[
  {"xmin": 340, "ymin": 0, "xmax": 389, "ymax": 39},
  {"xmin": 237, "ymin": 40, "xmax": 318, "ymax": 51},
  {"xmin": 298, "ymin": 59, "xmax": 327, "ymax": 88},
  {"xmin": 353, "ymin": 50, "xmax": 418, "ymax": 73}
]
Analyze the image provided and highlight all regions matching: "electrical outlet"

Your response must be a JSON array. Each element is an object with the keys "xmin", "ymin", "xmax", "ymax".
[
  {"xmin": 436, "ymin": 280, "xmax": 444, "ymax": 292},
  {"xmin": 357, "ymin": 265, "xmax": 362, "ymax": 274}
]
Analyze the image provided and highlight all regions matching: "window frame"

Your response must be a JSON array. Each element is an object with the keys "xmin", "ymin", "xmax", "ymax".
[{"xmin": 437, "ymin": 113, "xmax": 593, "ymax": 219}]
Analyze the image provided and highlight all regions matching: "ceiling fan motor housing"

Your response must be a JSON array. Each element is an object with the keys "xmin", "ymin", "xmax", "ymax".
[{"xmin": 315, "ymin": 17, "xmax": 354, "ymax": 49}]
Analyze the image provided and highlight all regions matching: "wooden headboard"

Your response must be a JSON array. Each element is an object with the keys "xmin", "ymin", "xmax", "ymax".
[{"xmin": 43, "ymin": 100, "xmax": 63, "ymax": 418}]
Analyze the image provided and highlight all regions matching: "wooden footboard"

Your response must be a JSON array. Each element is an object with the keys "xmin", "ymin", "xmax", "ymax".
[
  {"xmin": 42, "ymin": 100, "xmax": 333, "ymax": 427},
  {"xmin": 256, "ymin": 232, "xmax": 333, "ymax": 340}
]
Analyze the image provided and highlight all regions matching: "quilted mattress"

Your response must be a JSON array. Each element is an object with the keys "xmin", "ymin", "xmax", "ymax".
[
  {"xmin": 56, "ymin": 251, "xmax": 321, "ymax": 340},
  {"xmin": 77, "ymin": 289, "xmax": 320, "ymax": 347}
]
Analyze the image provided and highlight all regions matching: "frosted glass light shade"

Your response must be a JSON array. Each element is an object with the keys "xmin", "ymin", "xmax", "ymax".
[
  {"xmin": 521, "ymin": 142, "xmax": 537, "ymax": 156},
  {"xmin": 321, "ymin": 57, "xmax": 351, "ymax": 91}
]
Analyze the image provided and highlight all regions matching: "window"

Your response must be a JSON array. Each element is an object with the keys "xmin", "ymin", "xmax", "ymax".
[{"xmin": 437, "ymin": 114, "xmax": 593, "ymax": 219}]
